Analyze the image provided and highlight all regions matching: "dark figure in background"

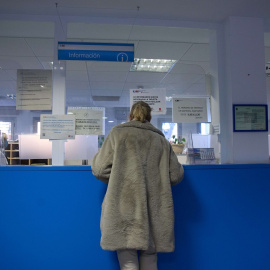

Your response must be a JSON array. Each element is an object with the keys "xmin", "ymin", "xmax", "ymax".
[
  {"xmin": 92, "ymin": 101, "xmax": 184, "ymax": 270},
  {"xmin": 1, "ymin": 133, "xmax": 9, "ymax": 165}
]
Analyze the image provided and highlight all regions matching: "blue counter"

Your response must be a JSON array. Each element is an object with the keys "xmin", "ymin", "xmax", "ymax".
[{"xmin": 1, "ymin": 164, "xmax": 270, "ymax": 270}]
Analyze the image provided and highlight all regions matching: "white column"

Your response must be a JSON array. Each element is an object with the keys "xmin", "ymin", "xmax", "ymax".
[
  {"xmin": 52, "ymin": 19, "xmax": 66, "ymax": 165},
  {"xmin": 217, "ymin": 17, "xmax": 268, "ymax": 163},
  {"xmin": 208, "ymin": 29, "xmax": 222, "ymax": 162}
]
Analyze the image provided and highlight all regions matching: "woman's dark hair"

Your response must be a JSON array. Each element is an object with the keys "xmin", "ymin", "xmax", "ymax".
[{"xmin": 129, "ymin": 101, "xmax": 152, "ymax": 123}]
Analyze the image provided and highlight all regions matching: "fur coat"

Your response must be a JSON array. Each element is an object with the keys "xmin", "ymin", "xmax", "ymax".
[{"xmin": 92, "ymin": 120, "xmax": 184, "ymax": 252}]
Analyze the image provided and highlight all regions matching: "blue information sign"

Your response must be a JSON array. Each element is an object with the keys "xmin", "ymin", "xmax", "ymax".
[{"xmin": 58, "ymin": 42, "xmax": 134, "ymax": 62}]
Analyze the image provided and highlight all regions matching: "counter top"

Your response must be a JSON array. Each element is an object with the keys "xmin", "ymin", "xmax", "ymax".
[{"xmin": 1, "ymin": 163, "xmax": 270, "ymax": 171}]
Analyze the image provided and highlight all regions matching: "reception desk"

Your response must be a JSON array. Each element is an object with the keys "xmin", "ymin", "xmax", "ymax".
[{"xmin": 0, "ymin": 164, "xmax": 270, "ymax": 270}]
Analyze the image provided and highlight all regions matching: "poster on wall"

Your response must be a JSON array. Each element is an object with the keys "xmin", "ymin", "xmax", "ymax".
[
  {"xmin": 130, "ymin": 88, "xmax": 166, "ymax": 114},
  {"xmin": 67, "ymin": 107, "xmax": 105, "ymax": 135},
  {"xmin": 16, "ymin": 69, "xmax": 52, "ymax": 110},
  {"xmin": 172, "ymin": 97, "xmax": 210, "ymax": 123},
  {"xmin": 40, "ymin": 115, "xmax": 75, "ymax": 140}
]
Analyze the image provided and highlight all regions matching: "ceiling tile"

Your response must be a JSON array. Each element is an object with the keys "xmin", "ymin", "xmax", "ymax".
[
  {"xmin": 4, "ymin": 70, "xmax": 17, "ymax": 80},
  {"xmin": 126, "ymin": 71, "xmax": 166, "ymax": 83},
  {"xmin": 66, "ymin": 81, "xmax": 90, "ymax": 91},
  {"xmin": 92, "ymin": 89, "xmax": 122, "ymax": 96},
  {"xmin": 86, "ymin": 61, "xmax": 131, "ymax": 72},
  {"xmin": 181, "ymin": 83, "xmax": 207, "ymax": 95},
  {"xmin": 66, "ymin": 70, "xmax": 89, "ymax": 81},
  {"xmin": 0, "ymin": 21, "xmax": 54, "ymax": 38},
  {"xmin": 25, "ymin": 38, "xmax": 54, "ymax": 57},
  {"xmin": 130, "ymin": 26, "xmax": 210, "ymax": 43},
  {"xmin": 166, "ymin": 82, "xmax": 206, "ymax": 95},
  {"xmin": 0, "ymin": 56, "xmax": 43, "ymax": 69},
  {"xmin": 0, "ymin": 70, "xmax": 14, "ymax": 81},
  {"xmin": 68, "ymin": 23, "xmax": 132, "ymax": 39},
  {"xmin": 181, "ymin": 44, "xmax": 209, "ymax": 62},
  {"xmin": 38, "ymin": 56, "xmax": 54, "ymax": 69},
  {"xmin": 66, "ymin": 61, "xmax": 87, "ymax": 71},
  {"xmin": 162, "ymin": 73, "xmax": 204, "ymax": 84},
  {"xmin": 88, "ymin": 71, "xmax": 128, "ymax": 82},
  {"xmin": 0, "ymin": 80, "xmax": 16, "ymax": 91},
  {"xmin": 135, "ymin": 41, "xmax": 192, "ymax": 60},
  {"xmin": 90, "ymin": 81, "xmax": 124, "ymax": 91},
  {"xmin": 0, "ymin": 37, "xmax": 34, "ymax": 56},
  {"xmin": 171, "ymin": 62, "xmax": 206, "ymax": 74}
]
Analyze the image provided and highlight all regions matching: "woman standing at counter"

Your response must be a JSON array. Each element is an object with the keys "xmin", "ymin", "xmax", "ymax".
[{"xmin": 92, "ymin": 101, "xmax": 184, "ymax": 270}]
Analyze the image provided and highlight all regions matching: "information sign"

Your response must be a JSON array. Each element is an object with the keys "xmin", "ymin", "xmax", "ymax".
[
  {"xmin": 40, "ymin": 115, "xmax": 75, "ymax": 140},
  {"xmin": 58, "ymin": 42, "xmax": 134, "ymax": 62},
  {"xmin": 130, "ymin": 88, "xmax": 166, "ymax": 115}
]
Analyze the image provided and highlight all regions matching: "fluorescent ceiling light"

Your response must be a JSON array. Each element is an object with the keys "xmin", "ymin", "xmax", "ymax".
[
  {"xmin": 130, "ymin": 58, "xmax": 177, "ymax": 72},
  {"xmin": 6, "ymin": 94, "xmax": 16, "ymax": 99}
]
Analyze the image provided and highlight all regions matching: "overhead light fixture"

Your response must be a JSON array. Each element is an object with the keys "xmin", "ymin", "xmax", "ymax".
[
  {"xmin": 130, "ymin": 58, "xmax": 177, "ymax": 72},
  {"xmin": 6, "ymin": 94, "xmax": 16, "ymax": 100}
]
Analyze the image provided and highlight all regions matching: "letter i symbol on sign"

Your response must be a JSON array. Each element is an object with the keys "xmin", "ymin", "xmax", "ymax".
[{"xmin": 117, "ymin": 53, "xmax": 128, "ymax": 62}]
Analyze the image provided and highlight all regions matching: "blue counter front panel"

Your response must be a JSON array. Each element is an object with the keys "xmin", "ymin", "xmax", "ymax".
[{"xmin": 0, "ymin": 165, "xmax": 270, "ymax": 270}]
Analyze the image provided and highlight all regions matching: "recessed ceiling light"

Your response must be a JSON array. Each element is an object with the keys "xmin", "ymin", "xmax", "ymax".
[
  {"xmin": 108, "ymin": 120, "xmax": 114, "ymax": 123},
  {"xmin": 130, "ymin": 58, "xmax": 177, "ymax": 72}
]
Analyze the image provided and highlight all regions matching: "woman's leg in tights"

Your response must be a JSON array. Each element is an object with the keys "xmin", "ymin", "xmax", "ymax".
[
  {"xmin": 117, "ymin": 249, "xmax": 139, "ymax": 270},
  {"xmin": 139, "ymin": 248, "xmax": 158, "ymax": 270}
]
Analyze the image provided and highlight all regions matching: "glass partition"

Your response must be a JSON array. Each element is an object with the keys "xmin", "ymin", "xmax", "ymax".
[{"xmin": 0, "ymin": 19, "xmax": 220, "ymax": 165}]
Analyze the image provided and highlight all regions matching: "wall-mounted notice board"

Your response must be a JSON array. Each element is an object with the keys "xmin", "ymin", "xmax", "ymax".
[{"xmin": 233, "ymin": 104, "xmax": 268, "ymax": 132}]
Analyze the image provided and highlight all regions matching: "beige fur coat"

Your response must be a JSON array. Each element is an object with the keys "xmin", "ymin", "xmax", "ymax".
[{"xmin": 92, "ymin": 120, "xmax": 184, "ymax": 252}]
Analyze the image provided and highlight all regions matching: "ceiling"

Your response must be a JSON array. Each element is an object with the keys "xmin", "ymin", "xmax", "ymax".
[
  {"xmin": 1, "ymin": 0, "xmax": 270, "ymax": 23},
  {"xmin": 0, "ymin": 0, "xmax": 270, "ymax": 108}
]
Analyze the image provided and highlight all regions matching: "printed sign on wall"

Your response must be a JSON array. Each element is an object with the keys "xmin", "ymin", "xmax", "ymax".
[
  {"xmin": 130, "ymin": 88, "xmax": 166, "ymax": 115},
  {"xmin": 67, "ymin": 107, "xmax": 105, "ymax": 135},
  {"xmin": 40, "ymin": 115, "xmax": 75, "ymax": 140},
  {"xmin": 173, "ymin": 98, "xmax": 210, "ymax": 123},
  {"xmin": 17, "ymin": 69, "xmax": 52, "ymax": 110}
]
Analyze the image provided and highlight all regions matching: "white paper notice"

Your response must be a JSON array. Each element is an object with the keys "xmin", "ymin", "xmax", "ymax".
[
  {"xmin": 234, "ymin": 105, "xmax": 267, "ymax": 131},
  {"xmin": 40, "ymin": 115, "xmax": 75, "ymax": 140},
  {"xmin": 173, "ymin": 98, "xmax": 210, "ymax": 123},
  {"xmin": 67, "ymin": 107, "xmax": 105, "ymax": 135},
  {"xmin": 130, "ymin": 89, "xmax": 166, "ymax": 114},
  {"xmin": 16, "ymin": 69, "xmax": 52, "ymax": 110}
]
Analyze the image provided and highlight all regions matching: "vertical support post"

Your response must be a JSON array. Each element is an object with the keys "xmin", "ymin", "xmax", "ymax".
[
  {"xmin": 52, "ymin": 18, "xmax": 66, "ymax": 165},
  {"xmin": 216, "ymin": 17, "xmax": 268, "ymax": 163}
]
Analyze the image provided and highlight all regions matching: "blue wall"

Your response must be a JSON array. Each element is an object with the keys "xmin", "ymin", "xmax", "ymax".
[{"xmin": 0, "ymin": 164, "xmax": 270, "ymax": 270}]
